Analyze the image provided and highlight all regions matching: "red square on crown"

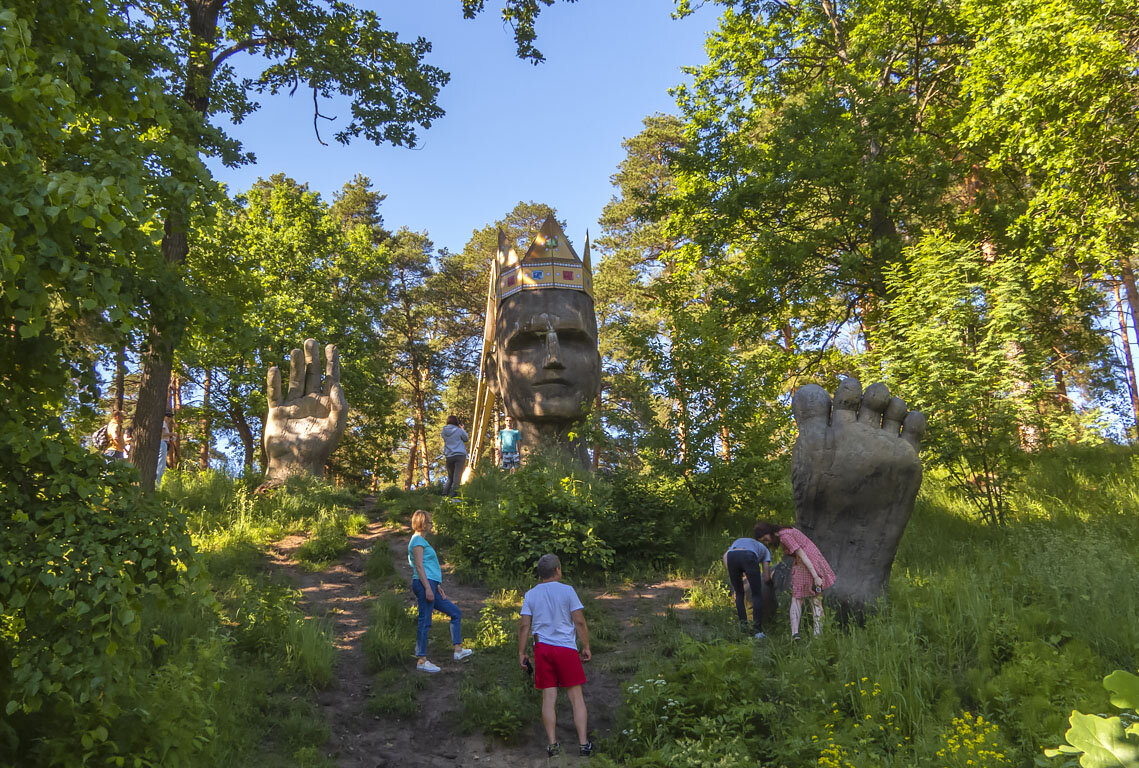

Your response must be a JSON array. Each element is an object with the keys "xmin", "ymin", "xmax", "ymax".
[
  {"xmin": 506, "ymin": 275, "xmax": 517, "ymax": 286},
  {"xmin": 563, "ymin": 270, "xmax": 575, "ymax": 280}
]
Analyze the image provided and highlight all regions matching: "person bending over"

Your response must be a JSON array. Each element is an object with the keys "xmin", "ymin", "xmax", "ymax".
[{"xmin": 722, "ymin": 534, "xmax": 772, "ymax": 639}]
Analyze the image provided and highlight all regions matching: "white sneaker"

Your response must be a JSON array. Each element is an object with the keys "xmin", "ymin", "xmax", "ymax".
[
  {"xmin": 417, "ymin": 660, "xmax": 441, "ymax": 673},
  {"xmin": 754, "ymin": 632, "xmax": 767, "ymax": 640},
  {"xmin": 454, "ymin": 648, "xmax": 474, "ymax": 661}
]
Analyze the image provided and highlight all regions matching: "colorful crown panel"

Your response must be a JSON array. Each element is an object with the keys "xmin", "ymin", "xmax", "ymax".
[{"xmin": 495, "ymin": 215, "xmax": 593, "ymax": 303}]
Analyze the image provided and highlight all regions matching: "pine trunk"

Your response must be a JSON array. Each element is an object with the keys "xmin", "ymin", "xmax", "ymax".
[
  {"xmin": 1119, "ymin": 255, "xmax": 1139, "ymax": 345},
  {"xmin": 1116, "ymin": 282, "xmax": 1139, "ymax": 438},
  {"xmin": 200, "ymin": 367, "xmax": 212, "ymax": 470},
  {"xmin": 419, "ymin": 421, "xmax": 430, "ymax": 486},
  {"xmin": 404, "ymin": 428, "xmax": 419, "ymax": 491},
  {"xmin": 171, "ymin": 376, "xmax": 182, "ymax": 468}
]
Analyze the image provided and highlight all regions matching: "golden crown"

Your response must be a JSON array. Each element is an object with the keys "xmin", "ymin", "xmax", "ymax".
[{"xmin": 494, "ymin": 215, "xmax": 593, "ymax": 304}]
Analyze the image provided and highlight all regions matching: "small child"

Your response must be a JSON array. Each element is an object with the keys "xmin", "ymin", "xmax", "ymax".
[
  {"xmin": 754, "ymin": 521, "xmax": 836, "ymax": 639},
  {"xmin": 498, "ymin": 415, "xmax": 521, "ymax": 470}
]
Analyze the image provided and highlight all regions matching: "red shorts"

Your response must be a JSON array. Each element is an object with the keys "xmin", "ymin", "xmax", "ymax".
[{"xmin": 533, "ymin": 642, "xmax": 586, "ymax": 690}]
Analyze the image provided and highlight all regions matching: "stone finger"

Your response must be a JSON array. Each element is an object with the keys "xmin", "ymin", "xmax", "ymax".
[
  {"xmin": 287, "ymin": 347, "xmax": 304, "ymax": 402},
  {"xmin": 323, "ymin": 343, "xmax": 340, "ymax": 396},
  {"xmin": 901, "ymin": 411, "xmax": 927, "ymax": 451},
  {"xmin": 304, "ymin": 338, "xmax": 320, "ymax": 396},
  {"xmin": 267, "ymin": 366, "xmax": 282, "ymax": 408}
]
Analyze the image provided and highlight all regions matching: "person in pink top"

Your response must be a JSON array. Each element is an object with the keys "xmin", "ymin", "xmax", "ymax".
[{"xmin": 754, "ymin": 521, "xmax": 836, "ymax": 639}]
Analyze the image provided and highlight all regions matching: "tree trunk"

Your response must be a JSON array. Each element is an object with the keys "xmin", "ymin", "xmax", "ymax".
[
  {"xmin": 132, "ymin": 302, "xmax": 180, "ymax": 491},
  {"xmin": 114, "ymin": 345, "xmax": 126, "ymax": 413},
  {"xmin": 1053, "ymin": 368, "xmax": 1070, "ymax": 413},
  {"xmin": 1119, "ymin": 254, "xmax": 1139, "ymax": 346},
  {"xmin": 200, "ymin": 367, "xmax": 212, "ymax": 470},
  {"xmin": 419, "ymin": 421, "xmax": 431, "ymax": 486},
  {"xmin": 404, "ymin": 427, "xmax": 418, "ymax": 491},
  {"xmin": 1116, "ymin": 282, "xmax": 1139, "ymax": 439},
  {"xmin": 228, "ymin": 383, "xmax": 255, "ymax": 472},
  {"xmin": 130, "ymin": 0, "xmax": 220, "ymax": 491},
  {"xmin": 171, "ymin": 376, "xmax": 182, "ymax": 468}
]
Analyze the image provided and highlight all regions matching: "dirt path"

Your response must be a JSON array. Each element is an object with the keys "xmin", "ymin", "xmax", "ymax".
[{"xmin": 268, "ymin": 498, "xmax": 692, "ymax": 767}]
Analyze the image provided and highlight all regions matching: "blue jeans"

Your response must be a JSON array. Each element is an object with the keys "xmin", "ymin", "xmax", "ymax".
[{"xmin": 411, "ymin": 578, "xmax": 462, "ymax": 657}]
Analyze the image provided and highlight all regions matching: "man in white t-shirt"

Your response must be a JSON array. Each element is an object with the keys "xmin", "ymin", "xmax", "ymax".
[{"xmin": 518, "ymin": 554, "xmax": 593, "ymax": 758}]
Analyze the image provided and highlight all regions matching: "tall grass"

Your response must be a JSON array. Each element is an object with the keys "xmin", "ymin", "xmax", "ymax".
[
  {"xmin": 141, "ymin": 471, "xmax": 353, "ymax": 765},
  {"xmin": 600, "ymin": 445, "xmax": 1139, "ymax": 767}
]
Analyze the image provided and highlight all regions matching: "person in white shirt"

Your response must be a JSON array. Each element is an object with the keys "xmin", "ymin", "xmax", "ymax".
[{"xmin": 518, "ymin": 554, "xmax": 593, "ymax": 758}]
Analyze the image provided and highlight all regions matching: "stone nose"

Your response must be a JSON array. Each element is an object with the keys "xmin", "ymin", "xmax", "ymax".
[{"xmin": 543, "ymin": 330, "xmax": 564, "ymax": 369}]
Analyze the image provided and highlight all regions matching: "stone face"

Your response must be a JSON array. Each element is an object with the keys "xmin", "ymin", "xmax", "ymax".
[
  {"xmin": 791, "ymin": 377, "xmax": 926, "ymax": 618},
  {"xmin": 260, "ymin": 339, "xmax": 348, "ymax": 489},
  {"xmin": 489, "ymin": 289, "xmax": 600, "ymax": 463}
]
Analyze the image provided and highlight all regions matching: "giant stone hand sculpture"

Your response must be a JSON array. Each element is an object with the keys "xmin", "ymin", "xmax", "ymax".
[
  {"xmin": 259, "ymin": 339, "xmax": 347, "ymax": 490},
  {"xmin": 791, "ymin": 377, "xmax": 926, "ymax": 619}
]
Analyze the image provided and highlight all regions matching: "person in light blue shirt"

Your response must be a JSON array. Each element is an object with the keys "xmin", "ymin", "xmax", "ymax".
[
  {"xmin": 498, "ymin": 415, "xmax": 521, "ymax": 470},
  {"xmin": 408, "ymin": 509, "xmax": 472, "ymax": 672},
  {"xmin": 722, "ymin": 535, "xmax": 772, "ymax": 639}
]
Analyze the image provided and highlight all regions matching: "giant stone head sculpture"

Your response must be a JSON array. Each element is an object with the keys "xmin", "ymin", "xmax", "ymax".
[{"xmin": 485, "ymin": 216, "xmax": 600, "ymax": 464}]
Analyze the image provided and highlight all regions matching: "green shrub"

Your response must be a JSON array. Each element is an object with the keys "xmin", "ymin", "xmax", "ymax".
[
  {"xmin": 436, "ymin": 457, "xmax": 701, "ymax": 580},
  {"xmin": 0, "ymin": 423, "xmax": 208, "ymax": 767},
  {"xmin": 436, "ymin": 458, "xmax": 615, "ymax": 578},
  {"xmin": 597, "ymin": 471, "xmax": 700, "ymax": 568}
]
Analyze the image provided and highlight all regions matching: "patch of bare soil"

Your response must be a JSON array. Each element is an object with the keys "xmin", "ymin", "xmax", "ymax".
[{"xmin": 267, "ymin": 499, "xmax": 692, "ymax": 768}]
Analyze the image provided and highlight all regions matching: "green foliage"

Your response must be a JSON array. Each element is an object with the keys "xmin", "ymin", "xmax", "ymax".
[
  {"xmin": 595, "ymin": 470, "xmax": 703, "ymax": 568},
  {"xmin": 219, "ymin": 576, "xmax": 335, "ymax": 689},
  {"xmin": 455, "ymin": 586, "xmax": 536, "ymax": 742},
  {"xmin": 295, "ymin": 512, "xmax": 367, "ymax": 570},
  {"xmin": 867, "ymin": 236, "xmax": 1047, "ymax": 524},
  {"xmin": 363, "ymin": 592, "xmax": 416, "ymax": 671},
  {"xmin": 364, "ymin": 541, "xmax": 398, "ymax": 584},
  {"xmin": 1044, "ymin": 669, "xmax": 1139, "ymax": 768},
  {"xmin": 437, "ymin": 458, "xmax": 616, "ymax": 578},
  {"xmin": 437, "ymin": 457, "xmax": 718, "ymax": 580},
  {"xmin": 365, "ymin": 668, "xmax": 425, "ymax": 719},
  {"xmin": 603, "ymin": 448, "xmax": 1139, "ymax": 767},
  {"xmin": 0, "ymin": 420, "xmax": 204, "ymax": 766}
]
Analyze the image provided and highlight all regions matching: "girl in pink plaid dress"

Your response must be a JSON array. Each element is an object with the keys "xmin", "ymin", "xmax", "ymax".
[{"xmin": 754, "ymin": 521, "xmax": 835, "ymax": 639}]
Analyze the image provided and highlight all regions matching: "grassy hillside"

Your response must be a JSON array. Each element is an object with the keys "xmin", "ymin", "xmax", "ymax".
[{"xmin": 587, "ymin": 445, "xmax": 1139, "ymax": 767}]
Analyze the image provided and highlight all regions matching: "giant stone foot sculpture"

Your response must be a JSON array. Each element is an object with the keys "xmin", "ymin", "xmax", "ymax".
[
  {"xmin": 792, "ymin": 377, "xmax": 926, "ymax": 619},
  {"xmin": 259, "ymin": 339, "xmax": 348, "ymax": 491}
]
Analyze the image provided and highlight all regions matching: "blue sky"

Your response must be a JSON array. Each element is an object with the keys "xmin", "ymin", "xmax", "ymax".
[{"xmin": 208, "ymin": 0, "xmax": 719, "ymax": 254}]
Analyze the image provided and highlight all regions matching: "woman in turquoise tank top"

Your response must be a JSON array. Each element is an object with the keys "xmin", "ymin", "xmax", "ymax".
[{"xmin": 408, "ymin": 509, "xmax": 473, "ymax": 673}]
